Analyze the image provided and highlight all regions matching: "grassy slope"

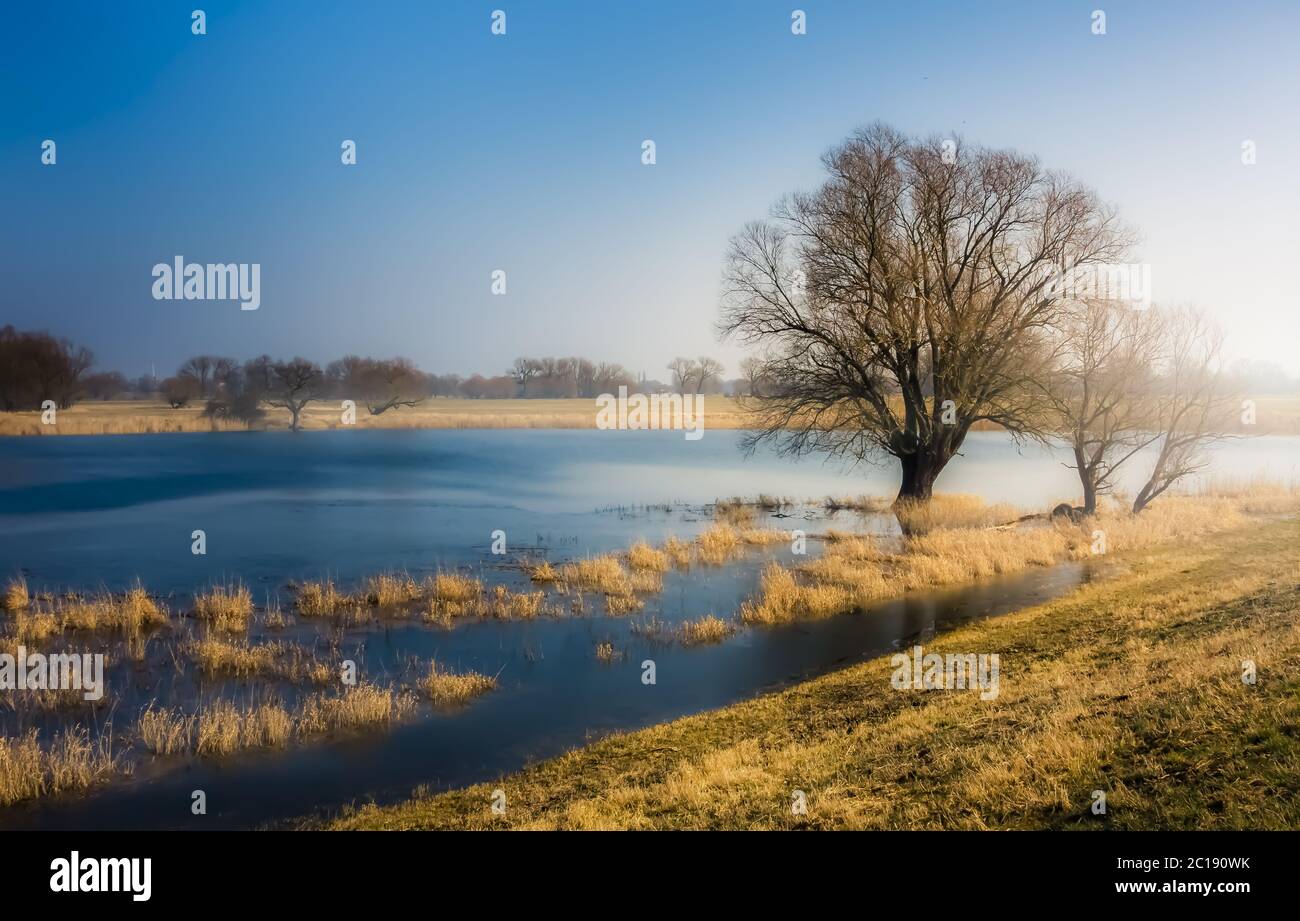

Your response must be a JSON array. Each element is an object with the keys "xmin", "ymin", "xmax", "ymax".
[{"xmin": 331, "ymin": 516, "xmax": 1300, "ymax": 830}]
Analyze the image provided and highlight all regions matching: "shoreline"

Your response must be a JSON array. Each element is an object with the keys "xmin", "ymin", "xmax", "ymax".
[{"xmin": 327, "ymin": 514, "xmax": 1300, "ymax": 830}]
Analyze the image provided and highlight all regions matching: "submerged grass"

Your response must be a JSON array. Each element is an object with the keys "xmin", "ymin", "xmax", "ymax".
[
  {"xmin": 0, "ymin": 727, "xmax": 121, "ymax": 807},
  {"xmin": 330, "ymin": 515, "xmax": 1300, "ymax": 830},
  {"xmin": 193, "ymin": 582, "xmax": 253, "ymax": 632},
  {"xmin": 423, "ymin": 663, "xmax": 497, "ymax": 705}
]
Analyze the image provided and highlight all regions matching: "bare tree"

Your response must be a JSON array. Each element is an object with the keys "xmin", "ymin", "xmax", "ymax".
[
  {"xmin": 179, "ymin": 356, "xmax": 214, "ymax": 396},
  {"xmin": 1042, "ymin": 300, "xmax": 1163, "ymax": 514},
  {"xmin": 694, "ymin": 356, "xmax": 724, "ymax": 394},
  {"xmin": 1131, "ymin": 307, "xmax": 1235, "ymax": 513},
  {"xmin": 510, "ymin": 358, "xmax": 541, "ymax": 398},
  {"xmin": 667, "ymin": 357, "xmax": 697, "ymax": 394},
  {"xmin": 266, "ymin": 357, "xmax": 325, "ymax": 431},
  {"xmin": 362, "ymin": 358, "xmax": 428, "ymax": 415},
  {"xmin": 738, "ymin": 356, "xmax": 770, "ymax": 398},
  {"xmin": 719, "ymin": 123, "xmax": 1130, "ymax": 502},
  {"xmin": 162, "ymin": 374, "xmax": 202, "ymax": 408}
]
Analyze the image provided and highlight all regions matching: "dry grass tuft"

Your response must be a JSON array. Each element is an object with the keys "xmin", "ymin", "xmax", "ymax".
[
  {"xmin": 295, "ymin": 579, "xmax": 347, "ymax": 617},
  {"xmin": 363, "ymin": 571, "xmax": 421, "ymax": 607},
  {"xmin": 51, "ymin": 583, "xmax": 167, "ymax": 634},
  {"xmin": 487, "ymin": 586, "xmax": 546, "ymax": 619},
  {"xmin": 528, "ymin": 561, "xmax": 560, "ymax": 583},
  {"xmin": 661, "ymin": 537, "xmax": 694, "ymax": 569},
  {"xmin": 193, "ymin": 582, "xmax": 253, "ymax": 631},
  {"xmin": 559, "ymin": 556, "xmax": 633, "ymax": 596},
  {"xmin": 0, "ymin": 727, "xmax": 119, "ymax": 806},
  {"xmin": 695, "ymin": 525, "xmax": 743, "ymax": 565},
  {"xmin": 894, "ymin": 493, "xmax": 1020, "ymax": 534},
  {"xmin": 677, "ymin": 615, "xmax": 736, "ymax": 646},
  {"xmin": 296, "ymin": 683, "xmax": 416, "ymax": 735},
  {"xmin": 423, "ymin": 662, "xmax": 497, "ymax": 705},
  {"xmin": 626, "ymin": 542, "xmax": 670, "ymax": 572},
  {"xmin": 2, "ymin": 575, "xmax": 30, "ymax": 611}
]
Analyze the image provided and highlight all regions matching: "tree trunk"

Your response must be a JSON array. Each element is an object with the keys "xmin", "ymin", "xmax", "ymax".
[
  {"xmin": 289, "ymin": 405, "xmax": 302, "ymax": 431},
  {"xmin": 896, "ymin": 452, "xmax": 939, "ymax": 502}
]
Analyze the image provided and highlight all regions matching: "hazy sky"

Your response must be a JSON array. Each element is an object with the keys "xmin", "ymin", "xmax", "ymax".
[{"xmin": 3, "ymin": 0, "xmax": 1298, "ymax": 379}]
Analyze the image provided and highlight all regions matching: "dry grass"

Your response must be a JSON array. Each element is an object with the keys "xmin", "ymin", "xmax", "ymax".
[
  {"xmin": 695, "ymin": 524, "xmax": 743, "ymax": 565},
  {"xmin": 0, "ymin": 397, "xmax": 763, "ymax": 436},
  {"xmin": 296, "ymin": 683, "xmax": 416, "ymax": 735},
  {"xmin": 363, "ymin": 571, "xmax": 421, "ymax": 608},
  {"xmin": 9, "ymin": 609, "xmax": 60, "ymax": 643},
  {"xmin": 188, "ymin": 635, "xmax": 328, "ymax": 683},
  {"xmin": 559, "ymin": 556, "xmax": 633, "ymax": 596},
  {"xmin": 193, "ymin": 582, "xmax": 253, "ymax": 632},
  {"xmin": 626, "ymin": 542, "xmax": 669, "ymax": 572},
  {"xmin": 677, "ymin": 615, "xmax": 736, "ymax": 646},
  {"xmin": 295, "ymin": 579, "xmax": 348, "ymax": 617},
  {"xmin": 486, "ymin": 586, "xmax": 546, "ymax": 619},
  {"xmin": 426, "ymin": 572, "xmax": 482, "ymax": 604},
  {"xmin": 2, "ymin": 576, "xmax": 30, "ymax": 611},
  {"xmin": 894, "ymin": 493, "xmax": 1021, "ymax": 533},
  {"xmin": 605, "ymin": 594, "xmax": 645, "ymax": 616},
  {"xmin": 741, "ymin": 494, "xmax": 1277, "ymax": 625},
  {"xmin": 196, "ymin": 698, "xmax": 293, "ymax": 755},
  {"xmin": 662, "ymin": 537, "xmax": 694, "ymax": 569},
  {"xmin": 136, "ymin": 706, "xmax": 195, "ymax": 756},
  {"xmin": 0, "ymin": 727, "xmax": 120, "ymax": 807},
  {"xmin": 423, "ymin": 663, "xmax": 497, "ymax": 705},
  {"xmin": 47, "ymin": 584, "xmax": 167, "ymax": 634},
  {"xmin": 330, "ymin": 516, "xmax": 1300, "ymax": 830},
  {"xmin": 594, "ymin": 641, "xmax": 623, "ymax": 663},
  {"xmin": 528, "ymin": 561, "xmax": 560, "ymax": 583}
]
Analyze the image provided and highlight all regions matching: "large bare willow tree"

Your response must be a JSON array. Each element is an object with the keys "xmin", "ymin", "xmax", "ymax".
[{"xmin": 719, "ymin": 124, "xmax": 1131, "ymax": 501}]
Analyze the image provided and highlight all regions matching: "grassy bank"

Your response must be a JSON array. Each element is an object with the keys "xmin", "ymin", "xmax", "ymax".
[
  {"xmin": 4, "ymin": 395, "xmax": 1299, "ymax": 437},
  {"xmin": 330, "ymin": 515, "xmax": 1300, "ymax": 830}
]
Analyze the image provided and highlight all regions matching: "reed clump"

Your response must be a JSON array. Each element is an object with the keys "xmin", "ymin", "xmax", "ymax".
[
  {"xmin": 423, "ymin": 662, "xmax": 497, "ymax": 705},
  {"xmin": 2, "ymin": 576, "xmax": 30, "ymax": 612},
  {"xmin": 193, "ymin": 582, "xmax": 253, "ymax": 632},
  {"xmin": 0, "ymin": 727, "xmax": 120, "ymax": 807}
]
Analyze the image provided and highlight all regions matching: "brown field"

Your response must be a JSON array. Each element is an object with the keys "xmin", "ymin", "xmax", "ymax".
[{"xmin": 4, "ymin": 395, "xmax": 1297, "ymax": 437}]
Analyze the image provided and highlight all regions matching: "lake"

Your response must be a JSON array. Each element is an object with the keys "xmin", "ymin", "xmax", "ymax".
[{"xmin": 0, "ymin": 429, "xmax": 1295, "ymax": 829}]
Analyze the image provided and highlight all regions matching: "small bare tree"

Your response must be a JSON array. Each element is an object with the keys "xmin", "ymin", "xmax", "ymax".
[
  {"xmin": 1042, "ymin": 300, "xmax": 1163, "ymax": 514},
  {"xmin": 1131, "ymin": 307, "xmax": 1235, "ymax": 513},
  {"xmin": 266, "ymin": 357, "xmax": 325, "ymax": 431},
  {"xmin": 720, "ymin": 123, "xmax": 1131, "ymax": 502}
]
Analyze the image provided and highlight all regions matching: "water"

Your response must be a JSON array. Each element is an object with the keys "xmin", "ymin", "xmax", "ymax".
[
  {"xmin": 2, "ymin": 429, "xmax": 1294, "ymax": 595},
  {"xmin": 0, "ymin": 429, "xmax": 1294, "ymax": 829}
]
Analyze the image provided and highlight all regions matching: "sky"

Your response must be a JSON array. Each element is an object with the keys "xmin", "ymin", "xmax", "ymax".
[{"xmin": 2, "ymin": 0, "xmax": 1298, "ymax": 380}]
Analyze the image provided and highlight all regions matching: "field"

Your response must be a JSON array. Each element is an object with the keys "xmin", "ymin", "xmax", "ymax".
[
  {"xmin": 328, "ymin": 514, "xmax": 1300, "ymax": 830},
  {"xmin": 4, "ymin": 395, "xmax": 1298, "ymax": 437},
  {"xmin": 0, "ymin": 397, "xmax": 756, "ymax": 435}
]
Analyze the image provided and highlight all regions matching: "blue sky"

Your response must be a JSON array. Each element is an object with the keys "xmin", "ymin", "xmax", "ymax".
[{"xmin": 2, "ymin": 0, "xmax": 1298, "ymax": 379}]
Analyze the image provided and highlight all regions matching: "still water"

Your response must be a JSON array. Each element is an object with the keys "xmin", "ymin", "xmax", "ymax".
[{"xmin": 0, "ymin": 429, "xmax": 1294, "ymax": 829}]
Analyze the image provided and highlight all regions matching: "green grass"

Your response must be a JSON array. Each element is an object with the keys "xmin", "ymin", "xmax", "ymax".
[{"xmin": 328, "ymin": 517, "xmax": 1300, "ymax": 830}]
